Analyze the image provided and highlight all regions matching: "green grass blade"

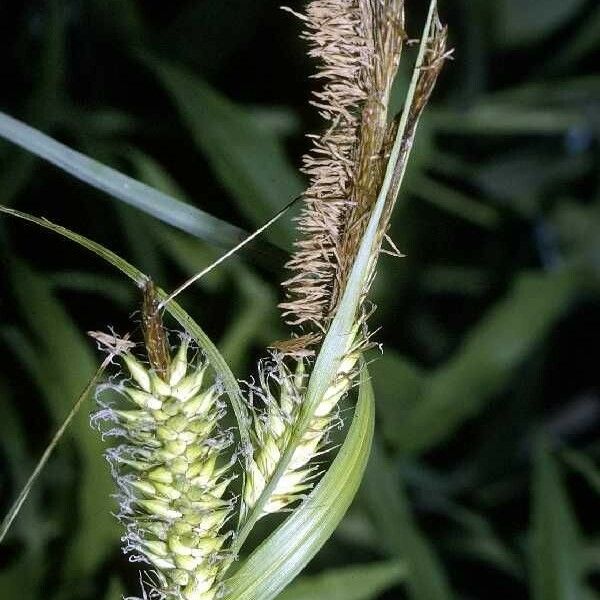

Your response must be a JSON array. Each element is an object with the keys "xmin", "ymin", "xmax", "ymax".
[
  {"xmin": 105, "ymin": 577, "xmax": 127, "ymax": 600},
  {"xmin": 544, "ymin": 4, "xmax": 600, "ymax": 70},
  {"xmin": 7, "ymin": 259, "xmax": 119, "ymax": 582},
  {"xmin": 0, "ymin": 205, "xmax": 250, "ymax": 448},
  {"xmin": 369, "ymin": 350, "xmax": 425, "ymax": 447},
  {"xmin": 0, "ymin": 378, "xmax": 46, "ymax": 597},
  {"xmin": 277, "ymin": 560, "xmax": 406, "ymax": 600},
  {"xmin": 125, "ymin": 146, "xmax": 190, "ymax": 199},
  {"xmin": 561, "ymin": 448, "xmax": 600, "ymax": 496},
  {"xmin": 530, "ymin": 438, "xmax": 585, "ymax": 600},
  {"xmin": 496, "ymin": 0, "xmax": 586, "ymax": 47},
  {"xmin": 0, "ymin": 546, "xmax": 43, "ymax": 600},
  {"xmin": 430, "ymin": 105, "xmax": 584, "ymax": 135},
  {"xmin": 0, "ymin": 362, "xmax": 107, "ymax": 544},
  {"xmin": 49, "ymin": 270, "xmax": 135, "ymax": 306},
  {"xmin": 0, "ymin": 111, "xmax": 248, "ymax": 249},
  {"xmin": 0, "ymin": 1, "xmax": 66, "ymax": 206},
  {"xmin": 395, "ymin": 269, "xmax": 577, "ymax": 454},
  {"xmin": 149, "ymin": 60, "xmax": 303, "ymax": 247},
  {"xmin": 410, "ymin": 175, "xmax": 499, "ymax": 229},
  {"xmin": 218, "ymin": 266, "xmax": 278, "ymax": 373},
  {"xmin": 361, "ymin": 440, "xmax": 453, "ymax": 600},
  {"xmin": 223, "ymin": 365, "xmax": 375, "ymax": 600}
]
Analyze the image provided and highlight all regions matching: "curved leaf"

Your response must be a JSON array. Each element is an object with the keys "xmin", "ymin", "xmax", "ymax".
[
  {"xmin": 394, "ymin": 269, "xmax": 576, "ymax": 455},
  {"xmin": 6, "ymin": 260, "xmax": 119, "ymax": 580},
  {"xmin": 531, "ymin": 438, "xmax": 585, "ymax": 600},
  {"xmin": 277, "ymin": 559, "xmax": 406, "ymax": 600},
  {"xmin": 149, "ymin": 60, "xmax": 303, "ymax": 247},
  {"xmin": 0, "ymin": 111, "xmax": 248, "ymax": 249},
  {"xmin": 561, "ymin": 448, "xmax": 600, "ymax": 497},
  {"xmin": 496, "ymin": 0, "xmax": 586, "ymax": 47},
  {"xmin": 0, "ymin": 362, "xmax": 108, "ymax": 544},
  {"xmin": 0, "ymin": 379, "xmax": 45, "ymax": 598},
  {"xmin": 361, "ymin": 439, "xmax": 452, "ymax": 600},
  {"xmin": 222, "ymin": 365, "xmax": 375, "ymax": 600},
  {"xmin": 0, "ymin": 205, "xmax": 250, "ymax": 448}
]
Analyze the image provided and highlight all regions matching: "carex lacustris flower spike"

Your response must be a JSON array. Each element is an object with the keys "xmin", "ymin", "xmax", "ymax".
[
  {"xmin": 280, "ymin": 0, "xmax": 406, "ymax": 338},
  {"xmin": 245, "ymin": 0, "xmax": 404, "ymax": 518},
  {"xmin": 92, "ymin": 282, "xmax": 234, "ymax": 600},
  {"xmin": 242, "ymin": 329, "xmax": 363, "ymax": 518},
  {"xmin": 248, "ymin": 0, "xmax": 449, "ymax": 524}
]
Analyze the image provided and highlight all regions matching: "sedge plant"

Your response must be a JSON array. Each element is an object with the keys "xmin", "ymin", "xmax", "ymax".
[{"xmin": 0, "ymin": 1, "xmax": 449, "ymax": 599}]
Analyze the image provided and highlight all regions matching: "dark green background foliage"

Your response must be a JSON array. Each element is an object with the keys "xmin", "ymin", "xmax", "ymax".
[{"xmin": 1, "ymin": 0, "xmax": 599, "ymax": 598}]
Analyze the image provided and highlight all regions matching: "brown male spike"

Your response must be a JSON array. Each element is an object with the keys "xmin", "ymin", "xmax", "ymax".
[
  {"xmin": 280, "ymin": 0, "xmax": 449, "ymax": 352},
  {"xmin": 280, "ymin": 0, "xmax": 406, "ymax": 337}
]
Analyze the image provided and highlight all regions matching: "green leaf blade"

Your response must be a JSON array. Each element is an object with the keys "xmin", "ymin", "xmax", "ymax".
[
  {"xmin": 7, "ymin": 259, "xmax": 119, "ymax": 581},
  {"xmin": 276, "ymin": 560, "xmax": 406, "ymax": 600},
  {"xmin": 150, "ymin": 60, "xmax": 303, "ymax": 247},
  {"xmin": 496, "ymin": 0, "xmax": 587, "ymax": 47},
  {"xmin": 0, "ymin": 111, "xmax": 247, "ymax": 249},
  {"xmin": 531, "ymin": 438, "xmax": 585, "ymax": 600},
  {"xmin": 361, "ymin": 440, "xmax": 453, "ymax": 600},
  {"xmin": 396, "ymin": 269, "xmax": 577, "ymax": 454}
]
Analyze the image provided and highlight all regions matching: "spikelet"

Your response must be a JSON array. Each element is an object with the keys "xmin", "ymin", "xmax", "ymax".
[
  {"xmin": 92, "ymin": 284, "xmax": 234, "ymax": 600},
  {"xmin": 242, "ymin": 323, "xmax": 363, "ymax": 517},
  {"xmin": 280, "ymin": 0, "xmax": 406, "ymax": 336},
  {"xmin": 94, "ymin": 338, "xmax": 234, "ymax": 600}
]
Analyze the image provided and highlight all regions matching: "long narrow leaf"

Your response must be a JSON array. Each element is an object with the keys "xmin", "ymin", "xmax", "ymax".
[
  {"xmin": 0, "ymin": 111, "xmax": 248, "ymax": 249},
  {"xmin": 277, "ymin": 560, "xmax": 407, "ymax": 600},
  {"xmin": 561, "ymin": 448, "xmax": 600, "ymax": 496},
  {"xmin": 531, "ymin": 438, "xmax": 585, "ymax": 600},
  {"xmin": 0, "ymin": 379, "xmax": 45, "ymax": 598},
  {"xmin": 223, "ymin": 365, "xmax": 375, "ymax": 600},
  {"xmin": 6, "ymin": 259, "xmax": 119, "ymax": 585},
  {"xmin": 361, "ymin": 440, "xmax": 453, "ymax": 600},
  {"xmin": 394, "ymin": 269, "xmax": 576, "ymax": 454},
  {"xmin": 0, "ymin": 205, "xmax": 251, "ymax": 448},
  {"xmin": 150, "ymin": 60, "xmax": 303, "ymax": 248}
]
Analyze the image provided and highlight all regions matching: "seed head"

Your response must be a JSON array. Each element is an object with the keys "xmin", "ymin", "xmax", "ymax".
[
  {"xmin": 242, "ymin": 324, "xmax": 364, "ymax": 518},
  {"xmin": 94, "ymin": 336, "xmax": 234, "ymax": 600}
]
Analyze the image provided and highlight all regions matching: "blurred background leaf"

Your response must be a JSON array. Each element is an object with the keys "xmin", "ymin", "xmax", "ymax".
[
  {"xmin": 150, "ymin": 59, "xmax": 303, "ymax": 247},
  {"xmin": 277, "ymin": 560, "xmax": 407, "ymax": 600},
  {"xmin": 530, "ymin": 439, "xmax": 585, "ymax": 599},
  {"xmin": 495, "ymin": 0, "xmax": 587, "ymax": 47}
]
